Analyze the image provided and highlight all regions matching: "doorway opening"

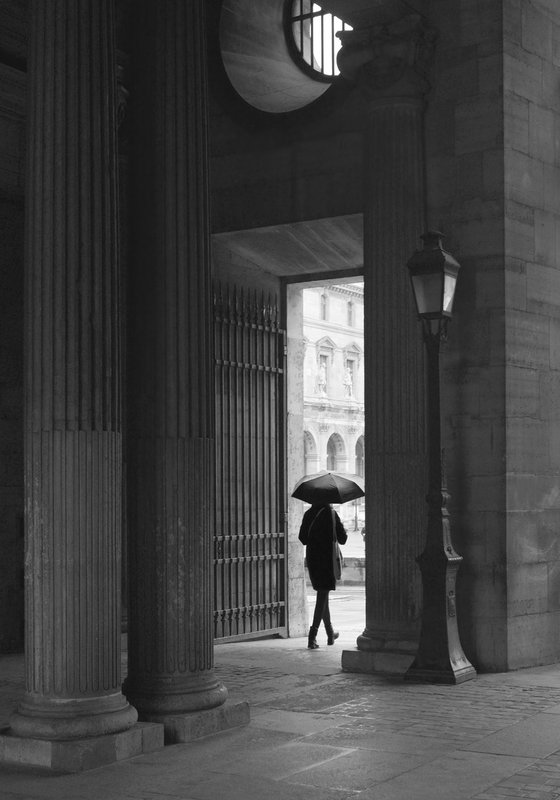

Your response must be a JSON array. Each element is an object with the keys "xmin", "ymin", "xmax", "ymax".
[{"xmin": 286, "ymin": 277, "xmax": 365, "ymax": 636}]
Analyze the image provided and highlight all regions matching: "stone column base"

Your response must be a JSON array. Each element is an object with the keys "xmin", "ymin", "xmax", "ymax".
[
  {"xmin": 342, "ymin": 649, "xmax": 414, "ymax": 675},
  {"xmin": 0, "ymin": 722, "xmax": 164, "ymax": 774},
  {"xmin": 144, "ymin": 700, "xmax": 250, "ymax": 744}
]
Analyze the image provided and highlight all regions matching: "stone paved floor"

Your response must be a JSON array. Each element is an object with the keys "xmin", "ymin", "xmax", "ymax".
[{"xmin": 2, "ymin": 589, "xmax": 560, "ymax": 799}]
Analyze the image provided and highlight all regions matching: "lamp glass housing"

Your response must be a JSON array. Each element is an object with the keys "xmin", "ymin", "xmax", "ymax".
[
  {"xmin": 443, "ymin": 272, "xmax": 457, "ymax": 314},
  {"xmin": 410, "ymin": 269, "xmax": 458, "ymax": 319},
  {"xmin": 411, "ymin": 272, "xmax": 442, "ymax": 317},
  {"xmin": 407, "ymin": 231, "xmax": 461, "ymax": 320}
]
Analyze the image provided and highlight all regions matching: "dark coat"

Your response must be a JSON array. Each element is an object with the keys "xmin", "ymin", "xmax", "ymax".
[{"xmin": 298, "ymin": 504, "xmax": 347, "ymax": 591}]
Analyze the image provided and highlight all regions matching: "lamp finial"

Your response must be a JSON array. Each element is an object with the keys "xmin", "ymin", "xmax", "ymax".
[{"xmin": 420, "ymin": 230, "xmax": 445, "ymax": 249}]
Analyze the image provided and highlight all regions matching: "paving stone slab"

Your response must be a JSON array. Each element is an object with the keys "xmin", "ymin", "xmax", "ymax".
[
  {"xmin": 218, "ymin": 739, "xmax": 354, "ymax": 781},
  {"xmin": 463, "ymin": 712, "xmax": 560, "ymax": 758},
  {"xmin": 306, "ymin": 722, "xmax": 456, "ymax": 755},
  {"xmin": 183, "ymin": 772, "xmax": 355, "ymax": 800},
  {"xmin": 278, "ymin": 746, "xmax": 434, "ymax": 791},
  {"xmin": 249, "ymin": 710, "xmax": 348, "ymax": 735},
  {"xmin": 355, "ymin": 751, "xmax": 536, "ymax": 800},
  {"xmin": 472, "ymin": 753, "xmax": 560, "ymax": 799}
]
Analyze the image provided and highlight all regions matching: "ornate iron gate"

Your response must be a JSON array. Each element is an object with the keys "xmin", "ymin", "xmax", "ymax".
[{"xmin": 213, "ymin": 283, "xmax": 286, "ymax": 640}]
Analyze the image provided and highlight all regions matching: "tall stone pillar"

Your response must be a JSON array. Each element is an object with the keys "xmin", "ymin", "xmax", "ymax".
[
  {"xmin": 339, "ymin": 16, "xmax": 437, "ymax": 673},
  {"xmin": 125, "ymin": 0, "xmax": 248, "ymax": 742},
  {"xmin": 0, "ymin": 0, "xmax": 158, "ymax": 771}
]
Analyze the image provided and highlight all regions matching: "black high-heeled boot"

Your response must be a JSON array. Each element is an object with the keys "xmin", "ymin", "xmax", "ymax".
[
  {"xmin": 325, "ymin": 623, "xmax": 339, "ymax": 645},
  {"xmin": 308, "ymin": 626, "xmax": 319, "ymax": 649}
]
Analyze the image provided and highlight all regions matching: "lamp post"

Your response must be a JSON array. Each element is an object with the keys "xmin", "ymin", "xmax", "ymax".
[{"xmin": 405, "ymin": 231, "xmax": 476, "ymax": 684}]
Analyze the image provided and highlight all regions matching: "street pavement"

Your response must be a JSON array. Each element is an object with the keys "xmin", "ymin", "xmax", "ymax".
[
  {"xmin": 339, "ymin": 527, "xmax": 366, "ymax": 558},
  {"xmin": 3, "ymin": 587, "xmax": 560, "ymax": 798}
]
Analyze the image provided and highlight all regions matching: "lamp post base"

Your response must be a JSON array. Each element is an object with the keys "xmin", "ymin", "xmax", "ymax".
[
  {"xmin": 404, "ymin": 543, "xmax": 477, "ymax": 685},
  {"xmin": 405, "ymin": 659, "xmax": 477, "ymax": 684}
]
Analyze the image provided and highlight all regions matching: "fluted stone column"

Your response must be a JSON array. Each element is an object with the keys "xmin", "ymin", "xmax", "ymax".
[
  {"xmin": 339, "ymin": 16, "xmax": 437, "ymax": 673},
  {"xmin": 125, "ymin": 0, "xmax": 247, "ymax": 741},
  {"xmin": 8, "ymin": 0, "xmax": 138, "ymax": 748}
]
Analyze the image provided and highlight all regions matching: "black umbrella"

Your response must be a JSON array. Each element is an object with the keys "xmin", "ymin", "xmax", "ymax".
[{"xmin": 291, "ymin": 471, "xmax": 365, "ymax": 505}]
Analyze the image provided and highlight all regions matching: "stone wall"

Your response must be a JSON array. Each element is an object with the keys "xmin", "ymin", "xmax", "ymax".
[
  {"xmin": 426, "ymin": 0, "xmax": 560, "ymax": 670},
  {"xmin": 503, "ymin": 0, "xmax": 560, "ymax": 668},
  {"xmin": 420, "ymin": 0, "xmax": 506, "ymax": 671},
  {"xmin": 208, "ymin": 63, "xmax": 365, "ymax": 233}
]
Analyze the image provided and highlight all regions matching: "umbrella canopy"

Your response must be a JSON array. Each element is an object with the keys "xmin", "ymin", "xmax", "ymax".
[{"xmin": 292, "ymin": 471, "xmax": 365, "ymax": 505}]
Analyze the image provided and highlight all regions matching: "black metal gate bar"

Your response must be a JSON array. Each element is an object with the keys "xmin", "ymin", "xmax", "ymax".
[{"xmin": 213, "ymin": 283, "xmax": 286, "ymax": 640}]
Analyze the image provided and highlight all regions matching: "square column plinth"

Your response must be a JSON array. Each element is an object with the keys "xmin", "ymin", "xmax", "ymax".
[
  {"xmin": 0, "ymin": 722, "xmax": 164, "ymax": 774},
  {"xmin": 342, "ymin": 648, "xmax": 415, "ymax": 676},
  {"xmin": 155, "ymin": 700, "xmax": 250, "ymax": 744}
]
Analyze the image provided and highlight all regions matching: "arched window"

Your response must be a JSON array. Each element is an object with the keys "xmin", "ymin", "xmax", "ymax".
[
  {"xmin": 327, "ymin": 437, "xmax": 336, "ymax": 471},
  {"xmin": 327, "ymin": 433, "xmax": 347, "ymax": 472},
  {"xmin": 286, "ymin": 1, "xmax": 352, "ymax": 80}
]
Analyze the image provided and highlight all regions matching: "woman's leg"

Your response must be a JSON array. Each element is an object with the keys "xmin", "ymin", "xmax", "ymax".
[
  {"xmin": 321, "ymin": 593, "xmax": 331, "ymax": 628},
  {"xmin": 312, "ymin": 590, "xmax": 329, "ymax": 629},
  {"xmin": 308, "ymin": 590, "xmax": 329, "ymax": 648},
  {"xmin": 321, "ymin": 593, "xmax": 339, "ymax": 645}
]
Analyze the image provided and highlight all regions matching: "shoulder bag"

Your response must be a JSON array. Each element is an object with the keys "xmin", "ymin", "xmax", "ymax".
[{"xmin": 331, "ymin": 508, "xmax": 344, "ymax": 581}]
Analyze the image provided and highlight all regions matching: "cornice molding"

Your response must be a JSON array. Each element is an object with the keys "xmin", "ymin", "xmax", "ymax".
[{"xmin": 329, "ymin": 284, "xmax": 364, "ymax": 298}]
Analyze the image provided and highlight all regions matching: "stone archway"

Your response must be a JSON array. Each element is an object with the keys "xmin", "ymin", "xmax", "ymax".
[{"xmin": 327, "ymin": 432, "xmax": 348, "ymax": 472}]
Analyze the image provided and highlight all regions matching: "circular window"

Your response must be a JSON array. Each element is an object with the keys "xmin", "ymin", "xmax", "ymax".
[
  {"xmin": 219, "ymin": 0, "xmax": 339, "ymax": 114},
  {"xmin": 286, "ymin": 1, "xmax": 352, "ymax": 81}
]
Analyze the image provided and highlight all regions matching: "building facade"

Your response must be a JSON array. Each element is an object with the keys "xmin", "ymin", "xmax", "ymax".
[{"xmin": 302, "ymin": 284, "xmax": 365, "ymax": 529}]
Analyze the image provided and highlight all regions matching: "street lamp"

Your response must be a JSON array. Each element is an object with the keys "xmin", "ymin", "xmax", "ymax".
[{"xmin": 405, "ymin": 231, "xmax": 476, "ymax": 684}]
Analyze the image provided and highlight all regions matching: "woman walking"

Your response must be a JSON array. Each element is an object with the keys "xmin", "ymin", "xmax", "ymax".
[{"xmin": 298, "ymin": 503, "xmax": 347, "ymax": 649}]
